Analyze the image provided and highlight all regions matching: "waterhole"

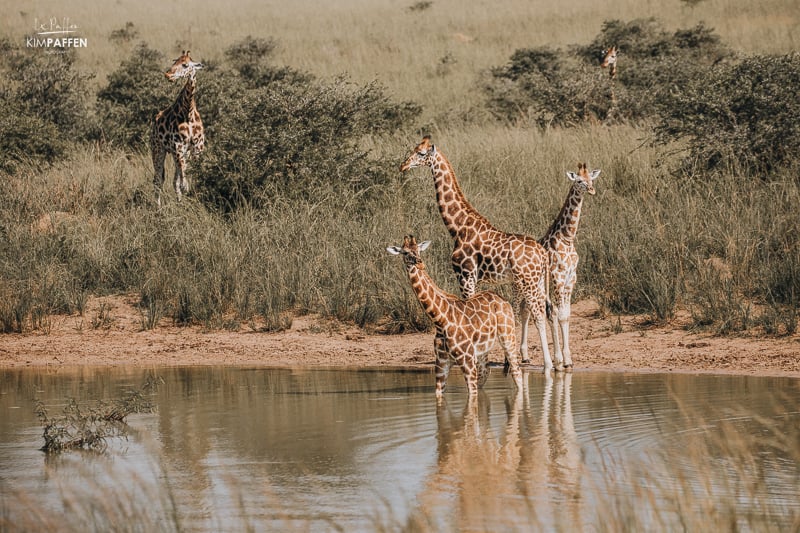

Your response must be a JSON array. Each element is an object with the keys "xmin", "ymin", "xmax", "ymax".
[{"xmin": 1, "ymin": 367, "xmax": 798, "ymax": 530}]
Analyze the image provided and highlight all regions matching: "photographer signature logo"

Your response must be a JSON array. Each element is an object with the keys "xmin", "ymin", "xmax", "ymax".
[{"xmin": 26, "ymin": 17, "xmax": 88, "ymax": 51}]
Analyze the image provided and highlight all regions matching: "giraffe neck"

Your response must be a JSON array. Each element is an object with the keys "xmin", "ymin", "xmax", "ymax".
[
  {"xmin": 544, "ymin": 185, "xmax": 585, "ymax": 245},
  {"xmin": 173, "ymin": 75, "xmax": 197, "ymax": 118},
  {"xmin": 406, "ymin": 262, "xmax": 452, "ymax": 328},
  {"xmin": 430, "ymin": 151, "xmax": 489, "ymax": 238}
]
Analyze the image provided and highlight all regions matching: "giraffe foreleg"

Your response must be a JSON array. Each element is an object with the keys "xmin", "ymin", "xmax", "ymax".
[
  {"xmin": 151, "ymin": 141, "xmax": 167, "ymax": 208},
  {"xmin": 549, "ymin": 295, "xmax": 564, "ymax": 369},
  {"xmin": 516, "ymin": 295, "xmax": 531, "ymax": 364},
  {"xmin": 558, "ymin": 296, "xmax": 574, "ymax": 370},
  {"xmin": 172, "ymin": 151, "xmax": 188, "ymax": 201},
  {"xmin": 535, "ymin": 311, "xmax": 556, "ymax": 373},
  {"xmin": 433, "ymin": 331, "xmax": 451, "ymax": 401}
]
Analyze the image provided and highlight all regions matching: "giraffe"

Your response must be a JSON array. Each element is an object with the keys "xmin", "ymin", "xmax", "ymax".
[
  {"xmin": 600, "ymin": 46, "xmax": 618, "ymax": 122},
  {"xmin": 539, "ymin": 163, "xmax": 600, "ymax": 369},
  {"xmin": 386, "ymin": 235, "xmax": 523, "ymax": 399},
  {"xmin": 400, "ymin": 136, "xmax": 559, "ymax": 372},
  {"xmin": 600, "ymin": 46, "xmax": 618, "ymax": 79},
  {"xmin": 150, "ymin": 50, "xmax": 205, "ymax": 207}
]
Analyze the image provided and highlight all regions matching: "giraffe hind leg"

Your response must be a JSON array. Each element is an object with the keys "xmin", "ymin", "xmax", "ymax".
[{"xmin": 499, "ymin": 314, "xmax": 523, "ymax": 391}]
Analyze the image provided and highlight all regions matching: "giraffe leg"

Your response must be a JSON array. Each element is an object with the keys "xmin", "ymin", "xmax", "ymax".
[
  {"xmin": 535, "ymin": 312, "xmax": 556, "ymax": 373},
  {"xmin": 549, "ymin": 297, "xmax": 564, "ymax": 369},
  {"xmin": 172, "ymin": 151, "xmax": 187, "ymax": 202},
  {"xmin": 559, "ymin": 298, "xmax": 574, "ymax": 369},
  {"xmin": 462, "ymin": 356, "xmax": 479, "ymax": 397},
  {"xmin": 499, "ymin": 315, "xmax": 523, "ymax": 391},
  {"xmin": 517, "ymin": 298, "xmax": 532, "ymax": 364},
  {"xmin": 151, "ymin": 141, "xmax": 166, "ymax": 208},
  {"xmin": 433, "ymin": 331, "xmax": 451, "ymax": 400},
  {"xmin": 477, "ymin": 353, "xmax": 491, "ymax": 389}
]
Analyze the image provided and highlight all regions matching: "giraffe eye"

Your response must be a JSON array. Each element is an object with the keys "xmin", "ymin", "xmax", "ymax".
[{"xmin": 182, "ymin": 63, "xmax": 189, "ymax": 67}]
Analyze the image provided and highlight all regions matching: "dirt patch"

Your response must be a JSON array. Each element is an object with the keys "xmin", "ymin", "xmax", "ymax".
[{"xmin": 1, "ymin": 296, "xmax": 798, "ymax": 377}]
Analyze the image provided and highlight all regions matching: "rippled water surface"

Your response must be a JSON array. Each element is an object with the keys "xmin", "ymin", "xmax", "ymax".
[{"xmin": 1, "ymin": 367, "xmax": 799, "ymax": 531}]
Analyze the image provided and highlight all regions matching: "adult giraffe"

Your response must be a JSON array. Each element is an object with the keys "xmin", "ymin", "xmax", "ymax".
[
  {"xmin": 400, "ymin": 136, "xmax": 560, "ymax": 372},
  {"xmin": 151, "ymin": 50, "xmax": 205, "ymax": 206}
]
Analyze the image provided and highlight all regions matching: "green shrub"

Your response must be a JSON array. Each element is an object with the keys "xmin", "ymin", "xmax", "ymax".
[
  {"xmin": 96, "ymin": 43, "xmax": 171, "ymax": 150},
  {"xmin": 0, "ymin": 39, "xmax": 93, "ymax": 171},
  {"xmin": 484, "ymin": 19, "xmax": 732, "ymax": 126},
  {"xmin": 484, "ymin": 46, "xmax": 609, "ymax": 126},
  {"xmin": 223, "ymin": 35, "xmax": 311, "ymax": 88},
  {"xmin": 194, "ymin": 37, "xmax": 420, "ymax": 211},
  {"xmin": 655, "ymin": 53, "xmax": 800, "ymax": 177}
]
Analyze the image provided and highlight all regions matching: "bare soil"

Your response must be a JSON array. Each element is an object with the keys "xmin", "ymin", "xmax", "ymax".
[{"xmin": 1, "ymin": 295, "xmax": 799, "ymax": 377}]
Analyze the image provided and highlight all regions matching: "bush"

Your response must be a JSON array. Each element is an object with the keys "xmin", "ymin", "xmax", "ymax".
[
  {"xmin": 484, "ymin": 46, "xmax": 609, "ymax": 126},
  {"xmin": 96, "ymin": 43, "xmax": 172, "ymax": 150},
  {"xmin": 654, "ymin": 53, "xmax": 800, "ymax": 177},
  {"xmin": 0, "ymin": 39, "xmax": 93, "ymax": 171},
  {"xmin": 194, "ymin": 38, "xmax": 420, "ymax": 211},
  {"xmin": 484, "ymin": 19, "xmax": 732, "ymax": 126}
]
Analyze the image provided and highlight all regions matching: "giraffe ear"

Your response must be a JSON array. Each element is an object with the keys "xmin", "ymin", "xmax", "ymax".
[
  {"xmin": 589, "ymin": 169, "xmax": 601, "ymax": 180},
  {"xmin": 386, "ymin": 246, "xmax": 402, "ymax": 255},
  {"xmin": 417, "ymin": 240, "xmax": 431, "ymax": 251},
  {"xmin": 566, "ymin": 171, "xmax": 578, "ymax": 182}
]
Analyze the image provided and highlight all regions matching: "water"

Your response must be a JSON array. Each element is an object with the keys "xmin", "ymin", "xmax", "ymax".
[{"xmin": 1, "ymin": 367, "xmax": 798, "ymax": 531}]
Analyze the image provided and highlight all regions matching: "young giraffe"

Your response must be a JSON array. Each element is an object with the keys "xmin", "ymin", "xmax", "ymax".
[
  {"xmin": 400, "ymin": 136, "xmax": 559, "ymax": 372},
  {"xmin": 386, "ymin": 235, "xmax": 523, "ymax": 399},
  {"xmin": 539, "ymin": 163, "xmax": 600, "ymax": 369},
  {"xmin": 150, "ymin": 50, "xmax": 205, "ymax": 207}
]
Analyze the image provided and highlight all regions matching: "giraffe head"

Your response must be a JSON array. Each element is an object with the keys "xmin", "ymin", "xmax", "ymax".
[
  {"xmin": 400, "ymin": 136, "xmax": 436, "ymax": 172},
  {"xmin": 164, "ymin": 50, "xmax": 204, "ymax": 81},
  {"xmin": 386, "ymin": 235, "xmax": 431, "ymax": 267},
  {"xmin": 566, "ymin": 163, "xmax": 601, "ymax": 195},
  {"xmin": 600, "ymin": 46, "xmax": 618, "ymax": 78}
]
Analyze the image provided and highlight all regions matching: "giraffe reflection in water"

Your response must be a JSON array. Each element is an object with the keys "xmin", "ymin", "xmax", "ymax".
[{"xmin": 415, "ymin": 373, "xmax": 581, "ymax": 531}]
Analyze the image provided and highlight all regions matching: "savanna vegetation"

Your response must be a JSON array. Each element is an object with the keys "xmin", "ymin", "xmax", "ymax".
[{"xmin": 0, "ymin": 0, "xmax": 798, "ymax": 336}]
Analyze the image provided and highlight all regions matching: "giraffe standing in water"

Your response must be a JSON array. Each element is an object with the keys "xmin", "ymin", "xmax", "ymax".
[
  {"xmin": 539, "ymin": 163, "xmax": 600, "ymax": 369},
  {"xmin": 386, "ymin": 235, "xmax": 523, "ymax": 399},
  {"xmin": 151, "ymin": 50, "xmax": 205, "ymax": 206},
  {"xmin": 400, "ymin": 136, "xmax": 559, "ymax": 372}
]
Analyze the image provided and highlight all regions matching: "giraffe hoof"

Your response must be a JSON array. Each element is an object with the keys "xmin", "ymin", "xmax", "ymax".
[
  {"xmin": 554, "ymin": 364, "xmax": 565, "ymax": 372},
  {"xmin": 521, "ymin": 358, "xmax": 531, "ymax": 365},
  {"xmin": 564, "ymin": 364, "xmax": 574, "ymax": 373}
]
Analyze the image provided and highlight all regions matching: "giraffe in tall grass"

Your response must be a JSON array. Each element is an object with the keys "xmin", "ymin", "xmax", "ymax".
[{"xmin": 151, "ymin": 50, "xmax": 205, "ymax": 206}]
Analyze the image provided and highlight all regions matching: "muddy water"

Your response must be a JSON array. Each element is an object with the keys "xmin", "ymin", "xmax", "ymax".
[{"xmin": 1, "ymin": 367, "xmax": 798, "ymax": 530}]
